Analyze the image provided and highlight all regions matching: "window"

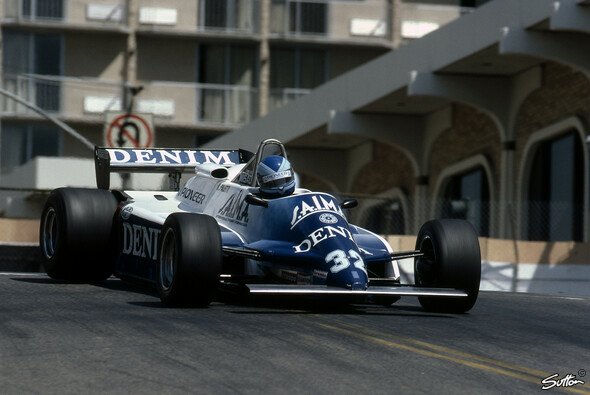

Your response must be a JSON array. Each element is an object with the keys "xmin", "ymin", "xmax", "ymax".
[
  {"xmin": 269, "ymin": 47, "xmax": 326, "ymax": 109},
  {"xmin": 527, "ymin": 131, "xmax": 583, "ymax": 241},
  {"xmin": 271, "ymin": 0, "xmax": 327, "ymax": 35},
  {"xmin": 441, "ymin": 167, "xmax": 490, "ymax": 237},
  {"xmin": 2, "ymin": 31, "xmax": 62, "ymax": 112},
  {"xmin": 289, "ymin": 1, "xmax": 326, "ymax": 34},
  {"xmin": 202, "ymin": 0, "xmax": 255, "ymax": 32},
  {"xmin": 197, "ymin": 45, "xmax": 256, "ymax": 123},
  {"xmin": 22, "ymin": 0, "xmax": 64, "ymax": 20},
  {"xmin": 0, "ymin": 123, "xmax": 61, "ymax": 174}
]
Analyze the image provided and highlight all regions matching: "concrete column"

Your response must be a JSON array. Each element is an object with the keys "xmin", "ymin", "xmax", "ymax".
[
  {"xmin": 499, "ymin": 141, "xmax": 516, "ymax": 239},
  {"xmin": 413, "ymin": 176, "xmax": 429, "ymax": 234},
  {"xmin": 258, "ymin": 0, "xmax": 270, "ymax": 117},
  {"xmin": 390, "ymin": 0, "xmax": 403, "ymax": 48}
]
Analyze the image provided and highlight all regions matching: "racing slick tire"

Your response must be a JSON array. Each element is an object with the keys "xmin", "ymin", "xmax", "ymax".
[
  {"xmin": 39, "ymin": 188, "xmax": 117, "ymax": 281},
  {"xmin": 414, "ymin": 219, "xmax": 481, "ymax": 313},
  {"xmin": 157, "ymin": 213, "xmax": 222, "ymax": 307}
]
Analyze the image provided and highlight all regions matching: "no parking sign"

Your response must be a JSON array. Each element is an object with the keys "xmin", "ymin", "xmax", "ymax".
[{"xmin": 104, "ymin": 112, "xmax": 154, "ymax": 148}]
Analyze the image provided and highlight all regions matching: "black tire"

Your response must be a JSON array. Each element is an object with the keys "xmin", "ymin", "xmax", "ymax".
[
  {"xmin": 157, "ymin": 213, "xmax": 222, "ymax": 307},
  {"xmin": 39, "ymin": 188, "xmax": 117, "ymax": 281},
  {"xmin": 414, "ymin": 219, "xmax": 481, "ymax": 313}
]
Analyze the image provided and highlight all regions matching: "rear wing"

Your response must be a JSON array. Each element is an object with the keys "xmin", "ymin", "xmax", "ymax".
[{"xmin": 95, "ymin": 147, "xmax": 252, "ymax": 190}]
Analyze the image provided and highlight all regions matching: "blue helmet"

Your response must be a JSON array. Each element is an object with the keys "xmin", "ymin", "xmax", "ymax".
[{"xmin": 256, "ymin": 155, "xmax": 296, "ymax": 198}]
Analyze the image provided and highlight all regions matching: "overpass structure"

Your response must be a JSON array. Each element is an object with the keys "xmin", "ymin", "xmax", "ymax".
[{"xmin": 204, "ymin": 0, "xmax": 590, "ymax": 241}]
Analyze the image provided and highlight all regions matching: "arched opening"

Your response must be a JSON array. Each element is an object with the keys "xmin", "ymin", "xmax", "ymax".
[
  {"xmin": 440, "ymin": 166, "xmax": 490, "ymax": 237},
  {"xmin": 526, "ymin": 130, "xmax": 584, "ymax": 241}
]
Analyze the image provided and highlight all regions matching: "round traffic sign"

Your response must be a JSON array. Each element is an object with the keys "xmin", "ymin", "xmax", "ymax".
[{"xmin": 105, "ymin": 113, "xmax": 153, "ymax": 148}]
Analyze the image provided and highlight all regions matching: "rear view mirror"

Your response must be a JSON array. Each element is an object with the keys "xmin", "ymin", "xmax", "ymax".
[
  {"xmin": 340, "ymin": 199, "xmax": 358, "ymax": 210},
  {"xmin": 245, "ymin": 193, "xmax": 269, "ymax": 208}
]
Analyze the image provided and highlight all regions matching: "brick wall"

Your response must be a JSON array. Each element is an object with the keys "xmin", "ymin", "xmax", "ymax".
[
  {"xmin": 427, "ymin": 103, "xmax": 502, "ymax": 198},
  {"xmin": 514, "ymin": 61, "xmax": 590, "ymax": 177},
  {"xmin": 349, "ymin": 142, "xmax": 417, "ymax": 195}
]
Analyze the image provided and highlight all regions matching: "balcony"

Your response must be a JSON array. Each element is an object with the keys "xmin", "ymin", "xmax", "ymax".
[
  {"xmin": 1, "ymin": 74, "xmax": 259, "ymax": 127},
  {"xmin": 2, "ymin": 0, "xmax": 126, "ymax": 30},
  {"xmin": 270, "ymin": 0, "xmax": 391, "ymax": 44},
  {"xmin": 136, "ymin": 0, "xmax": 259, "ymax": 36},
  {"xmin": 140, "ymin": 81, "xmax": 258, "ymax": 126}
]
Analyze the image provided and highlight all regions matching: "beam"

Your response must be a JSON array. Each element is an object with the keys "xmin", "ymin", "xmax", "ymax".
[
  {"xmin": 550, "ymin": 0, "xmax": 590, "ymax": 33},
  {"xmin": 288, "ymin": 143, "xmax": 374, "ymax": 193},
  {"xmin": 499, "ymin": 27, "xmax": 590, "ymax": 78},
  {"xmin": 327, "ymin": 108, "xmax": 451, "ymax": 175},
  {"xmin": 407, "ymin": 68, "xmax": 541, "ymax": 141}
]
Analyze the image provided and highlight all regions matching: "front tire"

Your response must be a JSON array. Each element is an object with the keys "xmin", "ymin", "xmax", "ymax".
[
  {"xmin": 414, "ymin": 219, "xmax": 481, "ymax": 313},
  {"xmin": 39, "ymin": 188, "xmax": 117, "ymax": 281},
  {"xmin": 157, "ymin": 213, "xmax": 222, "ymax": 307}
]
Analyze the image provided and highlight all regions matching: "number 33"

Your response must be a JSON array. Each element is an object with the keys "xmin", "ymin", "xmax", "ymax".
[{"xmin": 326, "ymin": 249, "xmax": 366, "ymax": 274}]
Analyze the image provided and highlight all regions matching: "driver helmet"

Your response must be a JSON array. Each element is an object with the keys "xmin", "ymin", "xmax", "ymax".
[{"xmin": 256, "ymin": 155, "xmax": 296, "ymax": 198}]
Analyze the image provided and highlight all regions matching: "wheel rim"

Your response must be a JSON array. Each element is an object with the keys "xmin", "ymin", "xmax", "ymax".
[
  {"xmin": 159, "ymin": 228, "xmax": 176, "ymax": 291},
  {"xmin": 42, "ymin": 207, "xmax": 58, "ymax": 260},
  {"xmin": 416, "ymin": 236, "xmax": 435, "ymax": 286}
]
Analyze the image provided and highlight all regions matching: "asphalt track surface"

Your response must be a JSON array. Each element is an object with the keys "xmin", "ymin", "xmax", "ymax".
[{"xmin": 1, "ymin": 273, "xmax": 589, "ymax": 395}]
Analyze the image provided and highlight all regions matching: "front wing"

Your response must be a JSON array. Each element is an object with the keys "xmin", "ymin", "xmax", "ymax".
[{"xmin": 246, "ymin": 284, "xmax": 467, "ymax": 297}]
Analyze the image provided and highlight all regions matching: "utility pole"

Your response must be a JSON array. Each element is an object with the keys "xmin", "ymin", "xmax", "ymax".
[
  {"xmin": 123, "ymin": 0, "xmax": 139, "ymax": 112},
  {"xmin": 258, "ymin": 0, "xmax": 270, "ymax": 118}
]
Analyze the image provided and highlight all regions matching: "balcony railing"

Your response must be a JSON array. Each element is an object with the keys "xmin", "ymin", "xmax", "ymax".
[
  {"xmin": 1, "ymin": 74, "xmax": 259, "ymax": 127},
  {"xmin": 137, "ymin": 0, "xmax": 259, "ymax": 35},
  {"xmin": 139, "ymin": 81, "xmax": 258, "ymax": 125},
  {"xmin": 3, "ymin": 0, "xmax": 126, "ymax": 27},
  {"xmin": 270, "ymin": 0, "xmax": 391, "ymax": 43},
  {"xmin": 269, "ymin": 88, "xmax": 310, "ymax": 111},
  {"xmin": 2, "ymin": 74, "xmax": 61, "ymax": 113}
]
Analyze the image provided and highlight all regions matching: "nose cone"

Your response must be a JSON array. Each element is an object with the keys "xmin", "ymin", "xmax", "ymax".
[{"xmin": 327, "ymin": 268, "xmax": 368, "ymax": 290}]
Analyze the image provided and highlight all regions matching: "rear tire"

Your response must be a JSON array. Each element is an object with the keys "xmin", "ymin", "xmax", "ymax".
[
  {"xmin": 157, "ymin": 213, "xmax": 222, "ymax": 307},
  {"xmin": 39, "ymin": 188, "xmax": 117, "ymax": 281},
  {"xmin": 414, "ymin": 219, "xmax": 481, "ymax": 313}
]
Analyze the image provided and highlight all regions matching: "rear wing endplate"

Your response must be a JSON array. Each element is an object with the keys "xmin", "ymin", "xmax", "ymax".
[{"xmin": 95, "ymin": 147, "xmax": 251, "ymax": 190}]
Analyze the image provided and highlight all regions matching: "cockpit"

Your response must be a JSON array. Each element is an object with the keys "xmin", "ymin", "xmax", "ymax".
[{"xmin": 233, "ymin": 139, "xmax": 288, "ymax": 187}]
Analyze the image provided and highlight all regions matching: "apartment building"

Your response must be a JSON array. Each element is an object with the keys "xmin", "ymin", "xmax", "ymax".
[{"xmin": 0, "ymin": 0, "xmax": 478, "ymax": 217}]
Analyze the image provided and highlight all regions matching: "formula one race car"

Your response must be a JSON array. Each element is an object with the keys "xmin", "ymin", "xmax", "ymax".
[{"xmin": 39, "ymin": 139, "xmax": 481, "ymax": 313}]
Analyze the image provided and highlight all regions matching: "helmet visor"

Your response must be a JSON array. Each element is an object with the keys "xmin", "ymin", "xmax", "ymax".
[{"xmin": 259, "ymin": 170, "xmax": 294, "ymax": 188}]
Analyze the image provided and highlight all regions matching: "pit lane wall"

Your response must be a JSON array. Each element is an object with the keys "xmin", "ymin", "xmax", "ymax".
[{"xmin": 1, "ymin": 218, "xmax": 590, "ymax": 297}]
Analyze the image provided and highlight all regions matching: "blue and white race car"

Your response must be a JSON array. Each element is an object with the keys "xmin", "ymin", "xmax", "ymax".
[{"xmin": 39, "ymin": 139, "xmax": 481, "ymax": 313}]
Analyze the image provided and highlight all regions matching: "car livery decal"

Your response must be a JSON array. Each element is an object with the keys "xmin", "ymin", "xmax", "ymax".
[
  {"xmin": 106, "ymin": 148, "xmax": 239, "ymax": 166},
  {"xmin": 290, "ymin": 195, "xmax": 344, "ymax": 228},
  {"xmin": 216, "ymin": 190, "xmax": 249, "ymax": 225},
  {"xmin": 293, "ymin": 225, "xmax": 355, "ymax": 253},
  {"xmin": 122, "ymin": 222, "xmax": 161, "ymax": 261}
]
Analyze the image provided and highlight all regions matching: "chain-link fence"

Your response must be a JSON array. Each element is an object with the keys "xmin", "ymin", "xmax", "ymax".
[{"xmin": 340, "ymin": 195, "xmax": 584, "ymax": 242}]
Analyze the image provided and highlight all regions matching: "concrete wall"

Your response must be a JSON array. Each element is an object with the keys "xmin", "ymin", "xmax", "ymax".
[
  {"xmin": 389, "ymin": 235, "xmax": 590, "ymax": 297},
  {"xmin": 65, "ymin": 34, "xmax": 127, "ymax": 79},
  {"xmin": 136, "ymin": 37, "xmax": 197, "ymax": 82}
]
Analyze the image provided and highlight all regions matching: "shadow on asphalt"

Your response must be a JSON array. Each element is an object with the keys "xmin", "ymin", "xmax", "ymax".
[
  {"xmin": 226, "ymin": 300, "xmax": 455, "ymax": 318},
  {"xmin": 11, "ymin": 276, "xmax": 456, "ymax": 318}
]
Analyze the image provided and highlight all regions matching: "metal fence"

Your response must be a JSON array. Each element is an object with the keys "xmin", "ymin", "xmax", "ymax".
[
  {"xmin": 342, "ymin": 195, "xmax": 584, "ymax": 242},
  {"xmin": 1, "ymin": 74, "xmax": 259, "ymax": 126}
]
